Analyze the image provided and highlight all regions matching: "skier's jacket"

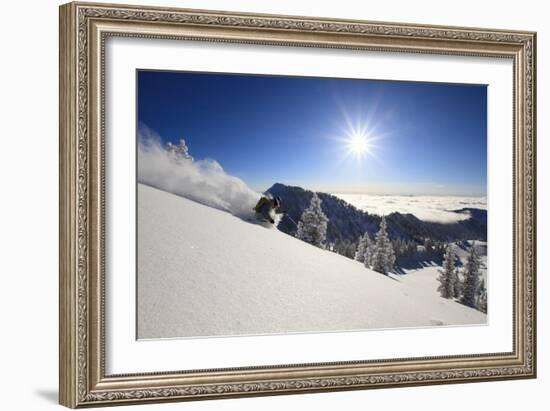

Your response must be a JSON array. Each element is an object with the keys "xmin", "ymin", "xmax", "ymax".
[
  {"xmin": 254, "ymin": 196, "xmax": 283, "ymax": 223},
  {"xmin": 254, "ymin": 197, "xmax": 270, "ymax": 213}
]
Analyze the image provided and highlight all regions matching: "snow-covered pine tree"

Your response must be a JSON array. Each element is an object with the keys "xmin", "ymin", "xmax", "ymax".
[
  {"xmin": 393, "ymin": 239, "xmax": 405, "ymax": 259},
  {"xmin": 477, "ymin": 278, "xmax": 488, "ymax": 313},
  {"xmin": 424, "ymin": 238, "xmax": 434, "ymax": 256},
  {"xmin": 461, "ymin": 242, "xmax": 482, "ymax": 308},
  {"xmin": 371, "ymin": 216, "xmax": 395, "ymax": 275},
  {"xmin": 437, "ymin": 243, "xmax": 459, "ymax": 299},
  {"xmin": 364, "ymin": 237, "xmax": 375, "ymax": 268},
  {"xmin": 347, "ymin": 242, "xmax": 358, "ymax": 259},
  {"xmin": 296, "ymin": 193, "xmax": 329, "ymax": 249},
  {"xmin": 354, "ymin": 232, "xmax": 371, "ymax": 263},
  {"xmin": 454, "ymin": 271, "xmax": 464, "ymax": 300},
  {"xmin": 405, "ymin": 240, "xmax": 417, "ymax": 259},
  {"xmin": 166, "ymin": 138, "xmax": 194, "ymax": 161}
]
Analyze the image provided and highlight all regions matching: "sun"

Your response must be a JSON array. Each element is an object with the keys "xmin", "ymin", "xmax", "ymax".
[
  {"xmin": 333, "ymin": 112, "xmax": 383, "ymax": 166},
  {"xmin": 345, "ymin": 131, "xmax": 372, "ymax": 160}
]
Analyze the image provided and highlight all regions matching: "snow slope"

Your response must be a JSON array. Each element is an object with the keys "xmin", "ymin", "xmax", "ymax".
[{"xmin": 137, "ymin": 183, "xmax": 486, "ymax": 339}]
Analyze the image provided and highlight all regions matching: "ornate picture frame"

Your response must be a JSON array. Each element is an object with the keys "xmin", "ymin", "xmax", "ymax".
[{"xmin": 59, "ymin": 1, "xmax": 536, "ymax": 408}]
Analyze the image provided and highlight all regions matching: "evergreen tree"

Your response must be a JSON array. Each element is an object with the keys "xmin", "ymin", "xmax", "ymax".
[
  {"xmin": 371, "ymin": 217, "xmax": 395, "ymax": 275},
  {"xmin": 296, "ymin": 193, "xmax": 329, "ymax": 249},
  {"xmin": 434, "ymin": 241, "xmax": 446, "ymax": 260},
  {"xmin": 166, "ymin": 138, "xmax": 193, "ymax": 161},
  {"xmin": 347, "ymin": 242, "xmax": 358, "ymax": 259},
  {"xmin": 354, "ymin": 232, "xmax": 371, "ymax": 263},
  {"xmin": 405, "ymin": 240, "xmax": 417, "ymax": 259},
  {"xmin": 437, "ymin": 244, "xmax": 459, "ymax": 299},
  {"xmin": 454, "ymin": 271, "xmax": 464, "ymax": 300},
  {"xmin": 461, "ymin": 242, "xmax": 482, "ymax": 308},
  {"xmin": 424, "ymin": 238, "xmax": 434, "ymax": 256},
  {"xmin": 392, "ymin": 239, "xmax": 402, "ymax": 260},
  {"xmin": 365, "ymin": 238, "xmax": 376, "ymax": 268},
  {"xmin": 477, "ymin": 278, "xmax": 488, "ymax": 313}
]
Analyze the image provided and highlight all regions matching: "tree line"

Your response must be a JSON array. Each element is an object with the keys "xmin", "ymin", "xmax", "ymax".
[
  {"xmin": 437, "ymin": 243, "xmax": 487, "ymax": 313},
  {"xmin": 294, "ymin": 191, "xmax": 487, "ymax": 313}
]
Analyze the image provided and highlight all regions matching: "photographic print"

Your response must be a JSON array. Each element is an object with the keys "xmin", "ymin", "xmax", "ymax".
[{"xmin": 136, "ymin": 70, "xmax": 488, "ymax": 340}]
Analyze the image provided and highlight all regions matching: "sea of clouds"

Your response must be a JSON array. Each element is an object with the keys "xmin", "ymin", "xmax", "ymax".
[
  {"xmin": 137, "ymin": 125, "xmax": 260, "ymax": 219},
  {"xmin": 334, "ymin": 193, "xmax": 487, "ymax": 224}
]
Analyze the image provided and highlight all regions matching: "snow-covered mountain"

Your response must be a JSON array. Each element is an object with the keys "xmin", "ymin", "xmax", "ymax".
[
  {"xmin": 267, "ymin": 183, "xmax": 487, "ymax": 246},
  {"xmin": 137, "ymin": 183, "xmax": 486, "ymax": 339}
]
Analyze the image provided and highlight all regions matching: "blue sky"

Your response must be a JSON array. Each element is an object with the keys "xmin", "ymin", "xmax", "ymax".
[{"xmin": 137, "ymin": 70, "xmax": 487, "ymax": 196}]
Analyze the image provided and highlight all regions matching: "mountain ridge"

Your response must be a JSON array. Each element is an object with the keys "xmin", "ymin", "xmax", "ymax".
[{"xmin": 266, "ymin": 183, "xmax": 487, "ymax": 247}]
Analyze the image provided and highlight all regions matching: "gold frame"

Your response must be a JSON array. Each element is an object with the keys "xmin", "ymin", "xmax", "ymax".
[{"xmin": 59, "ymin": 1, "xmax": 537, "ymax": 408}]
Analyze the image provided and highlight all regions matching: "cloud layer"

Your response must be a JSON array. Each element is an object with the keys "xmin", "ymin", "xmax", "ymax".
[
  {"xmin": 334, "ymin": 193, "xmax": 487, "ymax": 224},
  {"xmin": 138, "ymin": 126, "xmax": 260, "ymax": 219}
]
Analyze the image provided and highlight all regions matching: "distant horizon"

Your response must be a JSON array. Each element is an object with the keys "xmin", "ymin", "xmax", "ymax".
[{"xmin": 138, "ymin": 70, "xmax": 487, "ymax": 197}]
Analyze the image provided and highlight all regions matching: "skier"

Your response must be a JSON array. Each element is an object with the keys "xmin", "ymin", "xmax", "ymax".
[{"xmin": 254, "ymin": 195, "xmax": 283, "ymax": 224}]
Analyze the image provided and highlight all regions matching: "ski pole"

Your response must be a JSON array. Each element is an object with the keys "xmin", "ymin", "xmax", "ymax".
[{"xmin": 286, "ymin": 214, "xmax": 298, "ymax": 227}]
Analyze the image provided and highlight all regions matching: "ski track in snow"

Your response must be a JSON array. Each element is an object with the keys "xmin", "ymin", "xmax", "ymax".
[{"xmin": 137, "ymin": 184, "xmax": 487, "ymax": 339}]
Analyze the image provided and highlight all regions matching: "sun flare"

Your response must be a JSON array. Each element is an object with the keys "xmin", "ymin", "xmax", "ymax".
[
  {"xmin": 348, "ymin": 133, "xmax": 370, "ymax": 156},
  {"xmin": 334, "ymin": 111, "xmax": 384, "ymax": 166},
  {"xmin": 346, "ymin": 133, "xmax": 370, "ymax": 158}
]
